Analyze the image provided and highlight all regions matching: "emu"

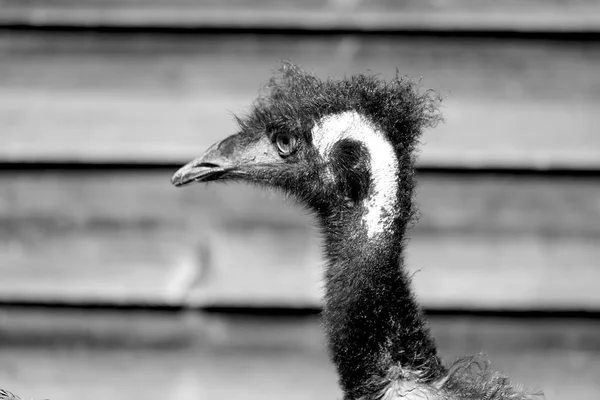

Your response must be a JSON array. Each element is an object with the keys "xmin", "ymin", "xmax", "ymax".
[{"xmin": 172, "ymin": 63, "xmax": 541, "ymax": 400}]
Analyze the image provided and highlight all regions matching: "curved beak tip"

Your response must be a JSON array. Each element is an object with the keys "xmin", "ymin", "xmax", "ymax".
[
  {"xmin": 171, "ymin": 170, "xmax": 186, "ymax": 187},
  {"xmin": 171, "ymin": 162, "xmax": 200, "ymax": 187}
]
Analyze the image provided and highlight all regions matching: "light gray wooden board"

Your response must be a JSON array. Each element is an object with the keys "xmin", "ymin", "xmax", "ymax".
[
  {"xmin": 1, "ymin": 32, "xmax": 600, "ymax": 168},
  {"xmin": 0, "ymin": 309, "xmax": 598, "ymax": 400},
  {"xmin": 1, "ymin": 0, "xmax": 600, "ymax": 32},
  {"xmin": 0, "ymin": 171, "xmax": 599, "ymax": 309}
]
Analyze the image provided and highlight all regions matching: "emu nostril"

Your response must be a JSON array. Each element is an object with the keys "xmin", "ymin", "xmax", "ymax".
[{"xmin": 195, "ymin": 162, "xmax": 221, "ymax": 169}]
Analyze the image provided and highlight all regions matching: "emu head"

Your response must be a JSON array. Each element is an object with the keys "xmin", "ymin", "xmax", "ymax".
[{"xmin": 172, "ymin": 63, "xmax": 440, "ymax": 237}]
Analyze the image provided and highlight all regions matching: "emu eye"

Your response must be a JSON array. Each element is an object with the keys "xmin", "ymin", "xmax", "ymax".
[{"xmin": 275, "ymin": 133, "xmax": 297, "ymax": 156}]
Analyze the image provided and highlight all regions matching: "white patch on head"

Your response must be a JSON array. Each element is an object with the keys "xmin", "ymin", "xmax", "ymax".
[{"xmin": 312, "ymin": 111, "xmax": 398, "ymax": 238}]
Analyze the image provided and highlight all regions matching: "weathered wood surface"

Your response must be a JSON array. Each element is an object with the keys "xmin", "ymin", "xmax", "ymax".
[
  {"xmin": 1, "ymin": 32, "xmax": 600, "ymax": 168},
  {"xmin": 1, "ymin": 171, "xmax": 598, "ymax": 309},
  {"xmin": 1, "ymin": 0, "xmax": 600, "ymax": 32},
  {"xmin": 0, "ymin": 309, "xmax": 599, "ymax": 400}
]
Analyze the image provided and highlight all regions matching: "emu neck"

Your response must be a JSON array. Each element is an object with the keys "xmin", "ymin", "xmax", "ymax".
[{"xmin": 321, "ymin": 210, "xmax": 444, "ymax": 399}]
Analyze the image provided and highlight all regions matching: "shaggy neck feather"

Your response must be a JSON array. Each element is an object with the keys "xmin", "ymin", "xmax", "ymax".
[{"xmin": 322, "ymin": 207, "xmax": 444, "ymax": 399}]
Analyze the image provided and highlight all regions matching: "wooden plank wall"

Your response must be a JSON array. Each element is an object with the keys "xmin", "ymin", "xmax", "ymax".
[
  {"xmin": 2, "ymin": 0, "xmax": 600, "ymax": 32},
  {"xmin": 1, "ymin": 0, "xmax": 599, "ymax": 310}
]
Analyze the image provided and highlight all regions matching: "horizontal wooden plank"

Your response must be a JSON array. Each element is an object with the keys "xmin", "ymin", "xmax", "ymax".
[
  {"xmin": 0, "ymin": 309, "xmax": 599, "ymax": 400},
  {"xmin": 2, "ymin": 33, "xmax": 600, "ymax": 169},
  {"xmin": 1, "ymin": 0, "xmax": 600, "ymax": 32},
  {"xmin": 0, "ymin": 171, "xmax": 598, "ymax": 309}
]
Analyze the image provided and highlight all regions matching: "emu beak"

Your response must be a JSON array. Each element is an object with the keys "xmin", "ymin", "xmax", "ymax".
[
  {"xmin": 171, "ymin": 141, "xmax": 230, "ymax": 187},
  {"xmin": 171, "ymin": 133, "xmax": 279, "ymax": 187}
]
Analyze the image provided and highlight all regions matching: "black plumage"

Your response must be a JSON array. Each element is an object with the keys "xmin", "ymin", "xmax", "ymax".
[
  {"xmin": 172, "ymin": 63, "xmax": 542, "ymax": 400},
  {"xmin": 0, "ymin": 389, "xmax": 21, "ymax": 400}
]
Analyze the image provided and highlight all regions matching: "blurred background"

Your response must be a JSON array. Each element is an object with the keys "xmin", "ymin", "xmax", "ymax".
[{"xmin": 0, "ymin": 1, "xmax": 599, "ymax": 399}]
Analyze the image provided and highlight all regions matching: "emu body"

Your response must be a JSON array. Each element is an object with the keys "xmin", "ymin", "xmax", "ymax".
[{"xmin": 172, "ymin": 63, "xmax": 541, "ymax": 400}]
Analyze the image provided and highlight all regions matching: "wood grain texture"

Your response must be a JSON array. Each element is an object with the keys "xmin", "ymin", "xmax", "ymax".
[
  {"xmin": 1, "ymin": 0, "xmax": 600, "ymax": 32},
  {"xmin": 1, "ymin": 32, "xmax": 599, "ymax": 168},
  {"xmin": 0, "ymin": 171, "xmax": 598, "ymax": 309},
  {"xmin": 0, "ymin": 309, "xmax": 598, "ymax": 400}
]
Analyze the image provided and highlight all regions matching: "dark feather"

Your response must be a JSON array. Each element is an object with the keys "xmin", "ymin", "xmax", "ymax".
[{"xmin": 0, "ymin": 389, "xmax": 21, "ymax": 400}]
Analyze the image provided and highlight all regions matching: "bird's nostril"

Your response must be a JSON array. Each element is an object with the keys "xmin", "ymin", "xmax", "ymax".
[{"xmin": 195, "ymin": 162, "xmax": 221, "ymax": 169}]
